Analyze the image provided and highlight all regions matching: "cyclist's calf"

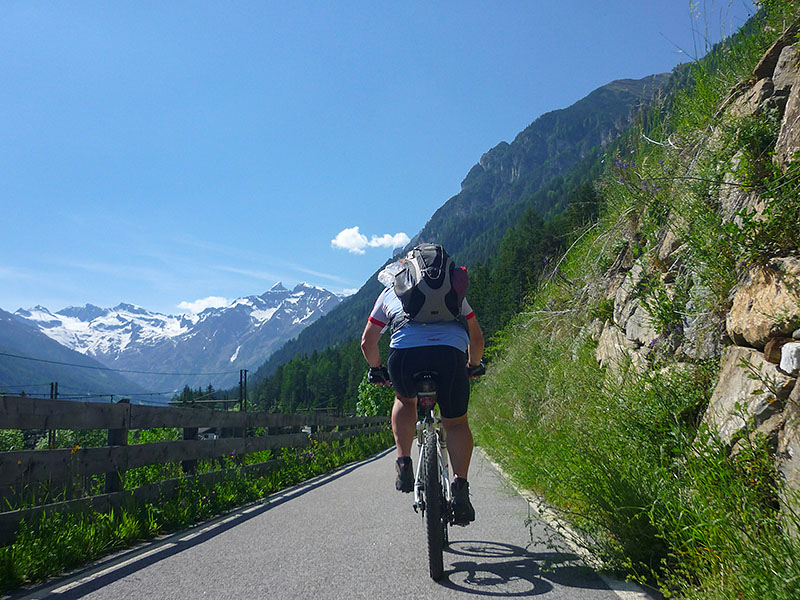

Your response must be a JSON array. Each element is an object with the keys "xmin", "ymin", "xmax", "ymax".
[{"xmin": 441, "ymin": 414, "xmax": 473, "ymax": 480}]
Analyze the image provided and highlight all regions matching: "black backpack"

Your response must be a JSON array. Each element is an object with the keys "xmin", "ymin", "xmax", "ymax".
[{"xmin": 391, "ymin": 244, "xmax": 465, "ymax": 332}]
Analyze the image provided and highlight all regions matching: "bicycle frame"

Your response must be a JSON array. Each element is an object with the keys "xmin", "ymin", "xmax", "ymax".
[{"xmin": 412, "ymin": 393, "xmax": 452, "ymax": 516}]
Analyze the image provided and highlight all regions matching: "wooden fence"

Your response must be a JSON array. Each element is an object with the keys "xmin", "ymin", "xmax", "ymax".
[{"xmin": 0, "ymin": 395, "xmax": 389, "ymax": 546}]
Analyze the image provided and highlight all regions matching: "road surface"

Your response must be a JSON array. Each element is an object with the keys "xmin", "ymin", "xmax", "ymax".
[{"xmin": 9, "ymin": 447, "xmax": 657, "ymax": 599}]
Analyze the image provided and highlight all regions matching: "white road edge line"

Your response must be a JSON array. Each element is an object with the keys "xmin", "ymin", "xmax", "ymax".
[
  {"xmin": 48, "ymin": 544, "xmax": 177, "ymax": 595},
  {"xmin": 476, "ymin": 447, "xmax": 657, "ymax": 600}
]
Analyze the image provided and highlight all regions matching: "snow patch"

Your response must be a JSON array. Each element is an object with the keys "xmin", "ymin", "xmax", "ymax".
[{"xmin": 250, "ymin": 308, "xmax": 278, "ymax": 323}]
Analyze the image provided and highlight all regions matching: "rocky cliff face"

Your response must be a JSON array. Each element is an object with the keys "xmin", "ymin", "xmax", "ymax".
[
  {"xmin": 411, "ymin": 74, "xmax": 670, "ymax": 267},
  {"xmin": 593, "ymin": 27, "xmax": 800, "ymax": 505},
  {"xmin": 461, "ymin": 77, "xmax": 670, "ymax": 192}
]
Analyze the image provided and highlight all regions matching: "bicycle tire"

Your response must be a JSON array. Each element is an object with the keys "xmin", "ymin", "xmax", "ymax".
[{"xmin": 423, "ymin": 429, "xmax": 445, "ymax": 580}]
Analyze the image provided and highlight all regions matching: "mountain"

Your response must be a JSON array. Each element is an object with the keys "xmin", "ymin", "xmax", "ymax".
[
  {"xmin": 14, "ymin": 283, "xmax": 342, "ymax": 392},
  {"xmin": 411, "ymin": 75, "xmax": 670, "ymax": 265},
  {"xmin": 0, "ymin": 308, "xmax": 152, "ymax": 402},
  {"xmin": 252, "ymin": 74, "xmax": 669, "ymax": 381},
  {"xmin": 14, "ymin": 304, "xmax": 200, "ymax": 357}
]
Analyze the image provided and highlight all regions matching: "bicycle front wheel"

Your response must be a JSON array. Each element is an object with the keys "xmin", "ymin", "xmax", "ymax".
[{"xmin": 423, "ymin": 429, "xmax": 445, "ymax": 580}]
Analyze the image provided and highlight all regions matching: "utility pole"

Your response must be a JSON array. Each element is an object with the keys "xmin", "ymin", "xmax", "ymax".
[
  {"xmin": 239, "ymin": 369, "xmax": 248, "ymax": 412},
  {"xmin": 48, "ymin": 382, "xmax": 58, "ymax": 448}
]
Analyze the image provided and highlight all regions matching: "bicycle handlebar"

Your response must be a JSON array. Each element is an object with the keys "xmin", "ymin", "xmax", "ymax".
[{"xmin": 367, "ymin": 360, "xmax": 486, "ymax": 386}]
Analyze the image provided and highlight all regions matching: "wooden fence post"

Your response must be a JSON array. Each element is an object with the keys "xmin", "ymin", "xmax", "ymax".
[
  {"xmin": 105, "ymin": 424, "xmax": 128, "ymax": 494},
  {"xmin": 182, "ymin": 428, "xmax": 198, "ymax": 474}
]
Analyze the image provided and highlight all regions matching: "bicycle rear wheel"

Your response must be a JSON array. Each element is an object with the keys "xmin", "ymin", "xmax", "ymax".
[{"xmin": 423, "ymin": 429, "xmax": 445, "ymax": 580}]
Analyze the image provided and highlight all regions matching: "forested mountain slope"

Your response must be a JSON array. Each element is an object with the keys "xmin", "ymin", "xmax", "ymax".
[
  {"xmin": 413, "ymin": 75, "xmax": 668, "ymax": 265},
  {"xmin": 252, "ymin": 74, "xmax": 667, "ymax": 385}
]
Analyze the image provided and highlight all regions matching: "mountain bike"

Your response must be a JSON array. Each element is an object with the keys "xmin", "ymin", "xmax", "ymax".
[
  {"xmin": 411, "ymin": 371, "xmax": 451, "ymax": 581},
  {"xmin": 373, "ymin": 362, "xmax": 484, "ymax": 581}
]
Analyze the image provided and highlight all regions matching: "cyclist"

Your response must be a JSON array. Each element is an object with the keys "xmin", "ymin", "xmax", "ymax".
[{"xmin": 360, "ymin": 258, "xmax": 484, "ymax": 525}]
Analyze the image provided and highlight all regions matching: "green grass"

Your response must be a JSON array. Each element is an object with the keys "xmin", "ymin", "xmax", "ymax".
[{"xmin": 473, "ymin": 296, "xmax": 800, "ymax": 597}]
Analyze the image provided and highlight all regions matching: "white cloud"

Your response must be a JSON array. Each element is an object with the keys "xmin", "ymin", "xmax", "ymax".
[
  {"xmin": 331, "ymin": 227, "xmax": 409, "ymax": 254},
  {"xmin": 177, "ymin": 296, "xmax": 229, "ymax": 314},
  {"xmin": 368, "ymin": 232, "xmax": 410, "ymax": 249},
  {"xmin": 331, "ymin": 226, "xmax": 369, "ymax": 254}
]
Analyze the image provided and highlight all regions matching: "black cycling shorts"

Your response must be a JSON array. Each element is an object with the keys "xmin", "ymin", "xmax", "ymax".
[{"xmin": 387, "ymin": 345, "xmax": 469, "ymax": 419}]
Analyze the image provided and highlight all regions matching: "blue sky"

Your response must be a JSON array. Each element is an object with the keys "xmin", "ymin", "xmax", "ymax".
[{"xmin": 0, "ymin": 1, "xmax": 756, "ymax": 315}]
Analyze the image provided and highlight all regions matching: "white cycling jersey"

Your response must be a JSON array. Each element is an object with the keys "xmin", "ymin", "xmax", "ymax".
[{"xmin": 368, "ymin": 286, "xmax": 474, "ymax": 352}]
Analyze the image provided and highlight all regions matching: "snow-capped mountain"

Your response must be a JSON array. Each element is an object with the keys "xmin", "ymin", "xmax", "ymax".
[
  {"xmin": 0, "ymin": 308, "xmax": 152, "ymax": 402},
  {"xmin": 14, "ymin": 283, "xmax": 342, "ymax": 391},
  {"xmin": 15, "ymin": 304, "xmax": 199, "ymax": 357}
]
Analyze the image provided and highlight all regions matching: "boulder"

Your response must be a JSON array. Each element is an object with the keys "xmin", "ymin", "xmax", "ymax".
[
  {"xmin": 773, "ymin": 44, "xmax": 800, "ymax": 93},
  {"xmin": 703, "ymin": 346, "xmax": 796, "ymax": 445},
  {"xmin": 765, "ymin": 337, "xmax": 795, "ymax": 364},
  {"xmin": 732, "ymin": 412, "xmax": 785, "ymax": 456},
  {"xmin": 718, "ymin": 151, "xmax": 767, "ymax": 225},
  {"xmin": 656, "ymin": 228, "xmax": 683, "ymax": 270},
  {"xmin": 625, "ymin": 302, "xmax": 659, "ymax": 347},
  {"xmin": 584, "ymin": 318, "xmax": 604, "ymax": 343},
  {"xmin": 596, "ymin": 321, "xmax": 637, "ymax": 371},
  {"xmin": 726, "ymin": 257, "xmax": 800, "ymax": 349},
  {"xmin": 730, "ymin": 78, "xmax": 774, "ymax": 118},
  {"xmin": 603, "ymin": 271, "xmax": 628, "ymax": 302},
  {"xmin": 682, "ymin": 282, "xmax": 725, "ymax": 360},
  {"xmin": 613, "ymin": 261, "xmax": 645, "ymax": 329},
  {"xmin": 775, "ymin": 76, "xmax": 800, "ymax": 168},
  {"xmin": 781, "ymin": 342, "xmax": 800, "ymax": 376},
  {"xmin": 753, "ymin": 24, "xmax": 800, "ymax": 81}
]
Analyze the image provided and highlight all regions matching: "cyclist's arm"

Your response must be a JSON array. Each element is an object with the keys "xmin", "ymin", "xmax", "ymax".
[
  {"xmin": 466, "ymin": 314, "xmax": 484, "ymax": 367},
  {"xmin": 362, "ymin": 289, "xmax": 390, "ymax": 368},
  {"xmin": 360, "ymin": 320, "xmax": 384, "ymax": 368}
]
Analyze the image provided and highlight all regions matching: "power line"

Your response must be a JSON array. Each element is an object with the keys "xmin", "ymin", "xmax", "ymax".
[
  {"xmin": 0, "ymin": 382, "xmax": 53, "ymax": 389},
  {"xmin": 57, "ymin": 393, "xmax": 171, "ymax": 400},
  {"xmin": 56, "ymin": 388, "xmax": 178, "ymax": 398},
  {"xmin": 0, "ymin": 350, "xmax": 239, "ymax": 377}
]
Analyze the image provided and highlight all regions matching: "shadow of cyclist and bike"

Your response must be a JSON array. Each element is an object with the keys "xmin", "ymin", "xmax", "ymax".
[{"xmin": 438, "ymin": 540, "xmax": 623, "ymax": 597}]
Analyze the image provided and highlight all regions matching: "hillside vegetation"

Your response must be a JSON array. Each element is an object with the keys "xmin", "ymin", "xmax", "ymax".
[{"xmin": 471, "ymin": 2, "xmax": 800, "ymax": 598}]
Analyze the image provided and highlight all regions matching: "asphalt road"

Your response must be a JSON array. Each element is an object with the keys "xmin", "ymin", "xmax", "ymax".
[{"xmin": 9, "ymin": 447, "xmax": 657, "ymax": 600}]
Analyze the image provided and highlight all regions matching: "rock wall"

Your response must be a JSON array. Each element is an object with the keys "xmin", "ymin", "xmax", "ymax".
[{"xmin": 594, "ymin": 29, "xmax": 800, "ymax": 497}]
